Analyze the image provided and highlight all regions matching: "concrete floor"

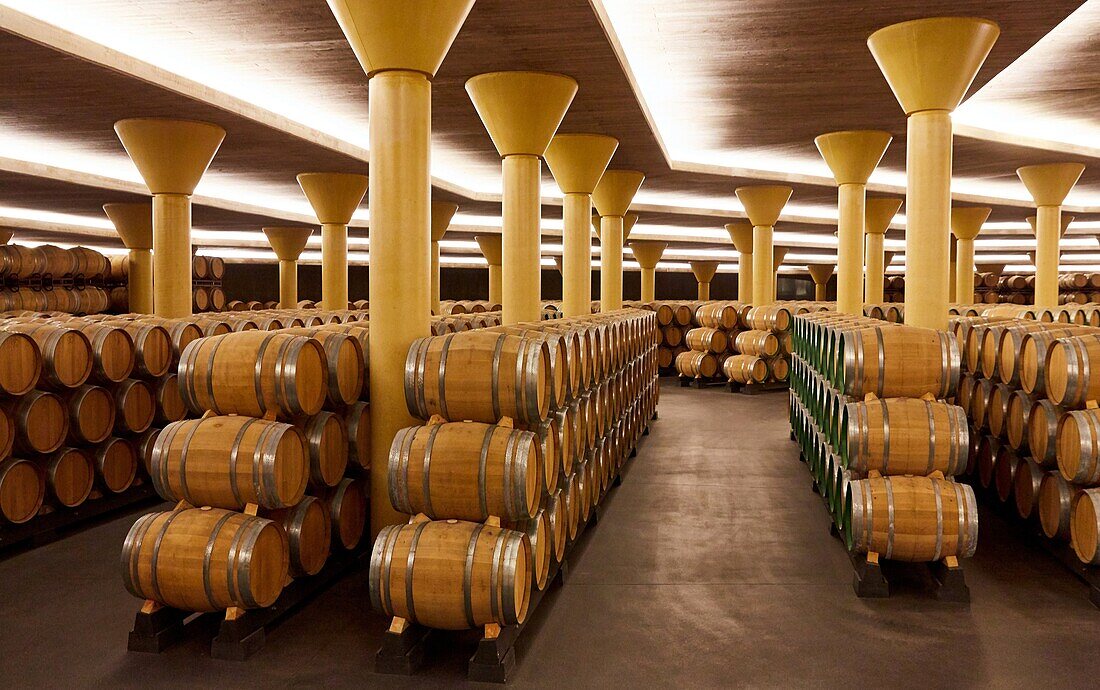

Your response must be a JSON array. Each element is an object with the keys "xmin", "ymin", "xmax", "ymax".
[{"xmin": 2, "ymin": 381, "xmax": 1099, "ymax": 688}]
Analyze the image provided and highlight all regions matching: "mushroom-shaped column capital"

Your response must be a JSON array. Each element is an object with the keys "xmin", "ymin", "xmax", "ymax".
[
  {"xmin": 807, "ymin": 264, "xmax": 835, "ymax": 285},
  {"xmin": 475, "ymin": 235, "xmax": 503, "ymax": 266},
  {"xmin": 868, "ymin": 17, "xmax": 1000, "ymax": 115},
  {"xmin": 725, "ymin": 221, "xmax": 754, "ymax": 254},
  {"xmin": 773, "ymin": 246, "xmax": 789, "ymax": 267},
  {"xmin": 544, "ymin": 134, "xmax": 619, "ymax": 195},
  {"xmin": 103, "ymin": 203, "xmax": 153, "ymax": 250},
  {"xmin": 0, "ymin": 228, "xmax": 12, "ymax": 245},
  {"xmin": 976, "ymin": 263, "xmax": 1006, "ymax": 277},
  {"xmin": 325, "ymin": 0, "xmax": 475, "ymax": 77},
  {"xmin": 629, "ymin": 240, "xmax": 667, "ymax": 270},
  {"xmin": 883, "ymin": 251, "xmax": 896, "ymax": 268},
  {"xmin": 690, "ymin": 261, "xmax": 719, "ymax": 285},
  {"xmin": 1027, "ymin": 215, "xmax": 1075, "ymax": 237},
  {"xmin": 623, "ymin": 213, "xmax": 639, "ymax": 241},
  {"xmin": 865, "ymin": 198, "xmax": 903, "ymax": 235},
  {"xmin": 466, "ymin": 71, "xmax": 578, "ymax": 158},
  {"xmin": 114, "ymin": 118, "xmax": 226, "ymax": 195},
  {"xmin": 431, "ymin": 201, "xmax": 459, "ymax": 242},
  {"xmin": 814, "ymin": 130, "xmax": 893, "ymax": 185},
  {"xmin": 735, "ymin": 186, "xmax": 793, "ymax": 228},
  {"xmin": 1017, "ymin": 163, "xmax": 1086, "ymax": 207},
  {"xmin": 297, "ymin": 173, "xmax": 369, "ymax": 225},
  {"xmin": 593, "ymin": 170, "xmax": 645, "ymax": 218},
  {"xmin": 263, "ymin": 227, "xmax": 314, "ymax": 262},
  {"xmin": 950, "ymin": 207, "xmax": 992, "ymax": 241}
]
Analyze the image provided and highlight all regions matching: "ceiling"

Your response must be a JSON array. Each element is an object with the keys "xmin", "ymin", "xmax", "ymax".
[{"xmin": 0, "ymin": 0, "xmax": 1097, "ymax": 275}]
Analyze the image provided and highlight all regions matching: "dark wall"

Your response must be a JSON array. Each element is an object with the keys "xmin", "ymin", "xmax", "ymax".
[{"xmin": 222, "ymin": 263, "xmax": 818, "ymax": 304}]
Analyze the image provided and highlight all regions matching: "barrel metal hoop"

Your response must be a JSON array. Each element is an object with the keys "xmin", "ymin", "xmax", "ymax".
[
  {"xmin": 225, "ymin": 418, "xmax": 257, "ymax": 507},
  {"xmin": 205, "ymin": 334, "xmax": 227, "ymax": 414},
  {"xmin": 489, "ymin": 530, "xmax": 506, "ymax": 624},
  {"xmin": 404, "ymin": 520, "xmax": 430, "ymax": 624},
  {"xmin": 148, "ymin": 510, "xmax": 184, "ymax": 605},
  {"xmin": 1084, "ymin": 410, "xmax": 1099, "ymax": 484},
  {"xmin": 202, "ymin": 511, "xmax": 236, "ymax": 610},
  {"xmin": 931, "ymin": 478, "xmax": 944, "ymax": 561},
  {"xmin": 403, "ymin": 338, "xmax": 424, "ymax": 419},
  {"xmin": 421, "ymin": 424, "xmax": 443, "ymax": 518},
  {"xmin": 463, "ymin": 523, "xmax": 486, "ymax": 629},
  {"xmin": 121, "ymin": 512, "xmax": 157, "ymax": 598},
  {"xmin": 477, "ymin": 425, "xmax": 494, "ymax": 520},
  {"xmin": 260, "ymin": 422, "xmax": 286, "ymax": 507},
  {"xmin": 880, "ymin": 400, "xmax": 890, "ymax": 474},
  {"xmin": 874, "ymin": 327, "xmax": 886, "ymax": 396},
  {"xmin": 235, "ymin": 519, "xmax": 267, "ymax": 608},
  {"xmin": 436, "ymin": 335, "xmax": 453, "ymax": 422},
  {"xmin": 884, "ymin": 476, "xmax": 895, "ymax": 560},
  {"xmin": 491, "ymin": 335, "xmax": 505, "ymax": 422},
  {"xmin": 149, "ymin": 421, "xmax": 180, "ymax": 501},
  {"xmin": 502, "ymin": 533, "xmax": 522, "ymax": 625},
  {"xmin": 925, "ymin": 399, "xmax": 936, "ymax": 476},
  {"xmin": 388, "ymin": 427, "xmax": 413, "ymax": 514},
  {"xmin": 281, "ymin": 338, "xmax": 306, "ymax": 417},
  {"xmin": 250, "ymin": 333, "xmax": 275, "ymax": 417},
  {"xmin": 368, "ymin": 525, "xmax": 395, "ymax": 614},
  {"xmin": 175, "ymin": 417, "xmax": 210, "ymax": 505}
]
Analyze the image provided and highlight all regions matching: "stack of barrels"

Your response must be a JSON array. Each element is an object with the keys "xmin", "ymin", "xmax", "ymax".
[
  {"xmin": 884, "ymin": 275, "xmax": 905, "ymax": 303},
  {"xmin": 635, "ymin": 300, "xmax": 709, "ymax": 371},
  {"xmin": 672, "ymin": 301, "xmax": 743, "ymax": 381},
  {"xmin": 120, "ymin": 323, "xmax": 370, "ymax": 614},
  {"xmin": 0, "ymin": 310, "xmax": 194, "ymax": 531},
  {"xmin": 0, "ymin": 244, "xmax": 110, "ymax": 315},
  {"xmin": 789, "ymin": 313, "xmax": 979, "ymax": 566},
  {"xmin": 954, "ymin": 307, "xmax": 1100, "ymax": 565},
  {"xmin": 437, "ymin": 299, "xmax": 500, "ymax": 315},
  {"xmin": 370, "ymin": 309, "xmax": 658, "ymax": 630},
  {"xmin": 108, "ymin": 254, "xmax": 225, "ymax": 313},
  {"xmin": 864, "ymin": 303, "xmax": 904, "ymax": 322}
]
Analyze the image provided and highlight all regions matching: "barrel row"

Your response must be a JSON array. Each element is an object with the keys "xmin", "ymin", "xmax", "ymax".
[{"xmin": 371, "ymin": 308, "xmax": 659, "ymax": 629}]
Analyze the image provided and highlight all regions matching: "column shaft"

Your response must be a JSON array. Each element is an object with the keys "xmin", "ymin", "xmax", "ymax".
[
  {"xmin": 752, "ymin": 226, "xmax": 774, "ymax": 305},
  {"xmin": 1035, "ymin": 204, "xmax": 1061, "ymax": 309},
  {"xmin": 321, "ymin": 222, "xmax": 348, "ymax": 310},
  {"xmin": 956, "ymin": 239, "xmax": 975, "ymax": 305},
  {"xmin": 815, "ymin": 283, "xmax": 827, "ymax": 301},
  {"xmin": 698, "ymin": 282, "xmax": 710, "ymax": 301},
  {"xmin": 368, "ymin": 71, "xmax": 432, "ymax": 533},
  {"xmin": 864, "ymin": 233, "xmax": 884, "ymax": 303},
  {"xmin": 562, "ymin": 192, "xmax": 592, "ymax": 317},
  {"xmin": 836, "ymin": 183, "xmax": 865, "ymax": 315},
  {"xmin": 488, "ymin": 264, "xmax": 502, "ymax": 305},
  {"xmin": 152, "ymin": 193, "xmax": 191, "ymax": 318},
  {"xmin": 600, "ymin": 216, "xmax": 624, "ymax": 312},
  {"xmin": 502, "ymin": 154, "xmax": 541, "ymax": 324},
  {"xmin": 279, "ymin": 259, "xmax": 298, "ymax": 309},
  {"xmin": 640, "ymin": 268, "xmax": 655, "ymax": 302},
  {"xmin": 431, "ymin": 240, "xmax": 441, "ymax": 314},
  {"xmin": 128, "ymin": 249, "xmax": 153, "ymax": 314},
  {"xmin": 738, "ymin": 252, "xmax": 753, "ymax": 303},
  {"xmin": 904, "ymin": 110, "xmax": 952, "ymax": 330}
]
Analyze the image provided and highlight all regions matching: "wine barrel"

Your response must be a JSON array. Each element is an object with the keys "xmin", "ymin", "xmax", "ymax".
[
  {"xmin": 137, "ymin": 317, "xmax": 203, "ymax": 362},
  {"xmin": 114, "ymin": 378, "xmax": 155, "ymax": 435},
  {"xmin": 38, "ymin": 447, "xmax": 94, "ymax": 508},
  {"xmin": 95, "ymin": 437, "xmax": 137, "ymax": 493},
  {"xmin": 263, "ymin": 496, "xmax": 330, "ymax": 577},
  {"xmin": 723, "ymin": 354, "xmax": 767, "ymax": 385},
  {"xmin": 661, "ymin": 325, "xmax": 683, "ymax": 347},
  {"xmin": 389, "ymin": 422, "xmax": 540, "ymax": 522},
  {"xmin": 3, "ymin": 391, "xmax": 67, "ymax": 455},
  {"xmin": 0, "ymin": 322, "xmax": 92, "ymax": 389},
  {"xmin": 840, "ymin": 325, "xmax": 959, "ymax": 399},
  {"xmin": 69, "ymin": 246, "xmax": 109, "ymax": 279},
  {"xmin": 1028, "ymin": 399, "xmax": 1064, "ymax": 469},
  {"xmin": 735, "ymin": 330, "xmax": 779, "ymax": 357},
  {"xmin": 345, "ymin": 401, "xmax": 370, "ymax": 469},
  {"xmin": 546, "ymin": 489, "xmax": 567, "ymax": 563},
  {"xmin": 507, "ymin": 509, "xmax": 550, "ymax": 591},
  {"xmin": 122, "ymin": 506, "xmax": 288, "ymax": 611},
  {"xmin": 1072, "ymin": 489, "xmax": 1100, "ymax": 564},
  {"xmin": 845, "ymin": 475, "xmax": 978, "ymax": 561},
  {"xmin": 1005, "ymin": 390, "xmax": 1034, "ymax": 452},
  {"xmin": 151, "ymin": 416, "xmax": 308, "ymax": 510},
  {"xmin": 153, "ymin": 374, "xmax": 187, "ymax": 425},
  {"xmin": 1019, "ymin": 328, "xmax": 1092, "ymax": 396},
  {"xmin": 282, "ymin": 328, "xmax": 365, "ymax": 407},
  {"xmin": 685, "ymin": 327, "xmax": 727, "ymax": 354},
  {"xmin": 1056, "ymin": 408, "xmax": 1100, "ymax": 485},
  {"xmin": 326, "ymin": 477, "xmax": 367, "ymax": 550},
  {"xmin": 63, "ymin": 384, "xmax": 115, "ymax": 445},
  {"xmin": 179, "ymin": 331, "xmax": 327, "ymax": 419},
  {"xmin": 745, "ymin": 305, "xmax": 792, "ymax": 332},
  {"xmin": 994, "ymin": 444, "xmax": 1020, "ymax": 503},
  {"xmin": 0, "ymin": 331, "xmax": 40, "ymax": 396},
  {"xmin": 111, "ymin": 322, "xmax": 172, "ymax": 378},
  {"xmin": 1046, "ymin": 336, "xmax": 1100, "ymax": 408},
  {"xmin": 695, "ymin": 302, "xmax": 740, "ymax": 330},
  {"xmin": 0, "ymin": 406, "xmax": 12, "ymax": 461},
  {"xmin": 191, "ymin": 255, "xmax": 209, "ymax": 280},
  {"xmin": 136, "ymin": 427, "xmax": 160, "ymax": 475},
  {"xmin": 192, "ymin": 287, "xmax": 210, "ymax": 313},
  {"xmin": 405, "ymin": 332, "xmax": 550, "ymax": 426},
  {"xmin": 370, "ymin": 519, "xmax": 530, "ymax": 629},
  {"xmin": 208, "ymin": 256, "xmax": 225, "ymax": 280},
  {"xmin": 1015, "ymin": 458, "xmax": 1044, "ymax": 519},
  {"xmin": 1039, "ymin": 472, "xmax": 1074, "ymax": 541},
  {"xmin": 0, "ymin": 457, "xmax": 44, "ymax": 523},
  {"xmin": 675, "ymin": 351, "xmax": 717, "ymax": 378},
  {"xmin": 0, "ymin": 244, "xmax": 43, "ymax": 279},
  {"xmin": 987, "ymin": 383, "xmax": 1013, "ymax": 439},
  {"xmin": 767, "ymin": 356, "xmax": 789, "ymax": 382},
  {"xmin": 299, "ymin": 411, "xmax": 348, "ymax": 489},
  {"xmin": 36, "ymin": 244, "xmax": 77, "ymax": 278},
  {"xmin": 62, "ymin": 321, "xmax": 135, "ymax": 384},
  {"xmin": 841, "ymin": 398, "xmax": 968, "ymax": 476}
]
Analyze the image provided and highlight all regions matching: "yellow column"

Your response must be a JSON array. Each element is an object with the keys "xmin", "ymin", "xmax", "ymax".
[
  {"xmin": 807, "ymin": 264, "xmax": 834, "ymax": 301},
  {"xmin": 592, "ymin": 171, "xmax": 645, "ymax": 313},
  {"xmin": 475, "ymin": 235, "xmax": 503, "ymax": 305},
  {"xmin": 630, "ymin": 240, "xmax": 667, "ymax": 302},
  {"xmin": 869, "ymin": 17, "xmax": 999, "ymax": 330},
  {"xmin": 263, "ymin": 226, "xmax": 314, "ymax": 309},
  {"xmin": 103, "ymin": 202, "xmax": 154, "ymax": 314},
  {"xmin": 863, "ymin": 198, "xmax": 902, "ymax": 304},
  {"xmin": 773, "ymin": 246, "xmax": 789, "ymax": 298},
  {"xmin": 430, "ymin": 202, "xmax": 459, "ymax": 314},
  {"xmin": 467, "ymin": 71, "xmax": 578, "ymax": 325},
  {"xmin": 736, "ymin": 186, "xmax": 792, "ymax": 306},
  {"xmin": 950, "ymin": 207, "xmax": 991, "ymax": 305},
  {"xmin": 1018, "ymin": 163, "xmax": 1086, "ymax": 310},
  {"xmin": 949, "ymin": 236, "xmax": 958, "ymax": 302},
  {"xmin": 725, "ymin": 221, "xmax": 754, "ymax": 303},
  {"xmin": 815, "ymin": 130, "xmax": 892, "ymax": 315},
  {"xmin": 327, "ymin": 0, "xmax": 474, "ymax": 534},
  {"xmin": 113, "ymin": 118, "xmax": 225, "ymax": 318},
  {"xmin": 691, "ymin": 261, "xmax": 719, "ymax": 301},
  {"xmin": 544, "ymin": 134, "xmax": 619, "ymax": 317},
  {"xmin": 297, "ymin": 173, "xmax": 369, "ymax": 311}
]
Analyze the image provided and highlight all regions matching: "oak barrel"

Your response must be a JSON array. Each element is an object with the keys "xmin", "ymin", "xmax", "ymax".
[
  {"xmin": 282, "ymin": 328, "xmax": 364, "ymax": 407},
  {"xmin": 63, "ymin": 384, "xmax": 115, "ymax": 445},
  {"xmin": 327, "ymin": 477, "xmax": 367, "ymax": 550},
  {"xmin": 114, "ymin": 378, "xmax": 155, "ymax": 434},
  {"xmin": 151, "ymin": 416, "xmax": 308, "ymax": 510},
  {"xmin": 1072, "ymin": 489, "xmax": 1100, "ymax": 564},
  {"xmin": 122, "ymin": 506, "xmax": 289, "ymax": 611},
  {"xmin": 735, "ymin": 330, "xmax": 779, "ymax": 357},
  {"xmin": 63, "ymin": 321, "xmax": 135, "ymax": 384},
  {"xmin": 685, "ymin": 327, "xmax": 728, "ymax": 354},
  {"xmin": 153, "ymin": 374, "xmax": 187, "ymax": 425},
  {"xmin": 0, "ymin": 457, "xmax": 44, "ymax": 523},
  {"xmin": 1038, "ymin": 472, "xmax": 1074, "ymax": 541},
  {"xmin": 841, "ymin": 398, "xmax": 968, "ymax": 476},
  {"xmin": 300, "ymin": 411, "xmax": 348, "ymax": 489},
  {"xmin": 4, "ymin": 390, "xmax": 67, "ymax": 455},
  {"xmin": 263, "ymin": 496, "xmax": 331, "ymax": 577},
  {"xmin": 39, "ymin": 447, "xmax": 94, "ymax": 508},
  {"xmin": 0, "ymin": 331, "xmax": 41, "ymax": 395},
  {"xmin": 675, "ymin": 350, "xmax": 717, "ymax": 378},
  {"xmin": 840, "ymin": 326, "xmax": 959, "ymax": 399},
  {"xmin": 95, "ymin": 437, "xmax": 137, "ymax": 493},
  {"xmin": 0, "ymin": 321, "xmax": 92, "ymax": 389},
  {"xmin": 369, "ymin": 519, "xmax": 530, "ymax": 629},
  {"xmin": 345, "ymin": 401, "xmax": 370, "ymax": 469}
]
